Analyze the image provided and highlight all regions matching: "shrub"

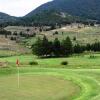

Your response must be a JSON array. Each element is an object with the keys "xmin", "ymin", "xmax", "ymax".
[
  {"xmin": 89, "ymin": 55, "xmax": 95, "ymax": 59},
  {"xmin": 61, "ymin": 61, "xmax": 68, "ymax": 65},
  {"xmin": 10, "ymin": 37, "xmax": 16, "ymax": 41},
  {"xmin": 29, "ymin": 61, "xmax": 38, "ymax": 65},
  {"xmin": 73, "ymin": 36, "xmax": 76, "ymax": 41}
]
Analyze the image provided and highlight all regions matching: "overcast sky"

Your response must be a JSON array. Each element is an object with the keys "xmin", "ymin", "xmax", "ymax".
[{"xmin": 0, "ymin": 0, "xmax": 52, "ymax": 17}]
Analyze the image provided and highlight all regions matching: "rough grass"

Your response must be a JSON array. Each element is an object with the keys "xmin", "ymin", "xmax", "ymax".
[
  {"xmin": 5, "ymin": 25, "xmax": 100, "ymax": 45},
  {"xmin": 31, "ymin": 26, "xmax": 100, "ymax": 45},
  {"xmin": 0, "ymin": 36, "xmax": 30, "ymax": 55}
]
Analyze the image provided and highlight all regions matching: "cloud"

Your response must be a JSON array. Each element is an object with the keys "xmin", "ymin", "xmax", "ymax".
[{"xmin": 0, "ymin": 0, "xmax": 52, "ymax": 16}]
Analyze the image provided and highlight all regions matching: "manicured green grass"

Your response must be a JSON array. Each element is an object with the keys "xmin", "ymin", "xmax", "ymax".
[
  {"xmin": 0, "ymin": 53, "xmax": 100, "ymax": 100},
  {"xmin": 0, "ymin": 68, "xmax": 100, "ymax": 100},
  {"xmin": 0, "ymin": 74, "xmax": 80, "ymax": 100},
  {"xmin": 1, "ymin": 53, "xmax": 100, "ymax": 69}
]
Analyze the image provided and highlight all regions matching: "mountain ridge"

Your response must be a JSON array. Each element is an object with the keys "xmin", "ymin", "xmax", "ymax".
[
  {"xmin": 0, "ymin": 12, "xmax": 18, "ymax": 25},
  {"xmin": 0, "ymin": 0, "xmax": 100, "ymax": 25},
  {"xmin": 25, "ymin": 0, "xmax": 100, "ymax": 21}
]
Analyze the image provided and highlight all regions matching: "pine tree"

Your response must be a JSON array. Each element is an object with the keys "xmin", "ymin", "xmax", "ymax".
[
  {"xmin": 74, "ymin": 44, "xmax": 84, "ymax": 53},
  {"xmin": 86, "ymin": 43, "xmax": 91, "ymax": 51},
  {"xmin": 53, "ymin": 38, "xmax": 61, "ymax": 56},
  {"xmin": 42, "ymin": 36, "xmax": 51, "ymax": 56},
  {"xmin": 32, "ymin": 37, "xmax": 43, "ymax": 57},
  {"xmin": 62, "ymin": 37, "xmax": 73, "ymax": 56},
  {"xmin": 91, "ymin": 42, "xmax": 100, "ymax": 51},
  {"xmin": 32, "ymin": 36, "xmax": 52, "ymax": 57}
]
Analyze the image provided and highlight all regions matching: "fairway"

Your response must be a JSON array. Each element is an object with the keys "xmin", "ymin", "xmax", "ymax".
[{"xmin": 1, "ymin": 53, "xmax": 100, "ymax": 69}]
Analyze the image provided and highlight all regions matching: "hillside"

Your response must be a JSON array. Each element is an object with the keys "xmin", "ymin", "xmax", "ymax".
[
  {"xmin": 23, "ymin": 9, "xmax": 80, "ymax": 25},
  {"xmin": 0, "ymin": 12, "xmax": 18, "ymax": 25},
  {"xmin": 1, "ymin": 0, "xmax": 100, "ymax": 25},
  {"xmin": 25, "ymin": 0, "xmax": 100, "ymax": 22}
]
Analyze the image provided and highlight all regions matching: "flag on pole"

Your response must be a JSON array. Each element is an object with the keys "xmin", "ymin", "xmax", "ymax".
[
  {"xmin": 16, "ymin": 59, "xmax": 20, "ymax": 88},
  {"xmin": 16, "ymin": 59, "xmax": 20, "ymax": 66}
]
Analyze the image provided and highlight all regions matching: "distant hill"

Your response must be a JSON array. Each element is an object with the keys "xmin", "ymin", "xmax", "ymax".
[
  {"xmin": 23, "ymin": 9, "xmax": 80, "ymax": 25},
  {"xmin": 0, "ymin": 12, "xmax": 18, "ymax": 25},
  {"xmin": 1, "ymin": 0, "xmax": 100, "ymax": 26},
  {"xmin": 25, "ymin": 0, "xmax": 100, "ymax": 23}
]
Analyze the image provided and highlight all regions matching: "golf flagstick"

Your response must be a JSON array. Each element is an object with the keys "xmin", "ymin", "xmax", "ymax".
[{"xmin": 16, "ymin": 59, "xmax": 20, "ymax": 88}]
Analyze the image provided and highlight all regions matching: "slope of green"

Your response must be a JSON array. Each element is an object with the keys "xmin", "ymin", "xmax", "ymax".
[{"xmin": 0, "ymin": 68, "xmax": 100, "ymax": 100}]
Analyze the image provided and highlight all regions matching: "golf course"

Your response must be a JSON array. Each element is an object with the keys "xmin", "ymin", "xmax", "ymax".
[
  {"xmin": 0, "ymin": 25, "xmax": 100, "ymax": 100},
  {"xmin": 0, "ymin": 52, "xmax": 100, "ymax": 100},
  {"xmin": 1, "ymin": 0, "xmax": 100, "ymax": 99}
]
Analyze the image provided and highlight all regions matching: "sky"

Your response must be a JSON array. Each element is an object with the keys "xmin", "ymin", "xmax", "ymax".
[{"xmin": 0, "ymin": 0, "xmax": 52, "ymax": 17}]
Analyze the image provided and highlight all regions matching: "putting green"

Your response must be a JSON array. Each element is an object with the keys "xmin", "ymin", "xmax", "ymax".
[{"xmin": 0, "ymin": 74, "xmax": 80, "ymax": 100}]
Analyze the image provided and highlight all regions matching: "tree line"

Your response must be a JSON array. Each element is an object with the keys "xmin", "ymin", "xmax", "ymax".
[
  {"xmin": 32, "ymin": 36, "xmax": 72, "ymax": 57},
  {"xmin": 32, "ymin": 36, "xmax": 100, "ymax": 57}
]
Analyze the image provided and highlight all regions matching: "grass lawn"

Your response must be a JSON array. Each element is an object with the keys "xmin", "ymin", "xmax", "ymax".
[
  {"xmin": 1, "ymin": 53, "xmax": 100, "ymax": 69},
  {"xmin": 0, "ymin": 68, "xmax": 100, "ymax": 100},
  {"xmin": 0, "ymin": 52, "xmax": 100, "ymax": 100},
  {"xmin": 0, "ymin": 74, "xmax": 80, "ymax": 100}
]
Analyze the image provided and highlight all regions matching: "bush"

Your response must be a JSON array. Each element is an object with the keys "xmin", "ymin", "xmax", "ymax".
[
  {"xmin": 29, "ymin": 61, "xmax": 38, "ymax": 65},
  {"xmin": 73, "ymin": 36, "xmax": 76, "ymax": 41},
  {"xmin": 89, "ymin": 55, "xmax": 95, "ymax": 59},
  {"xmin": 61, "ymin": 61, "xmax": 68, "ymax": 65},
  {"xmin": 10, "ymin": 37, "xmax": 16, "ymax": 41}
]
